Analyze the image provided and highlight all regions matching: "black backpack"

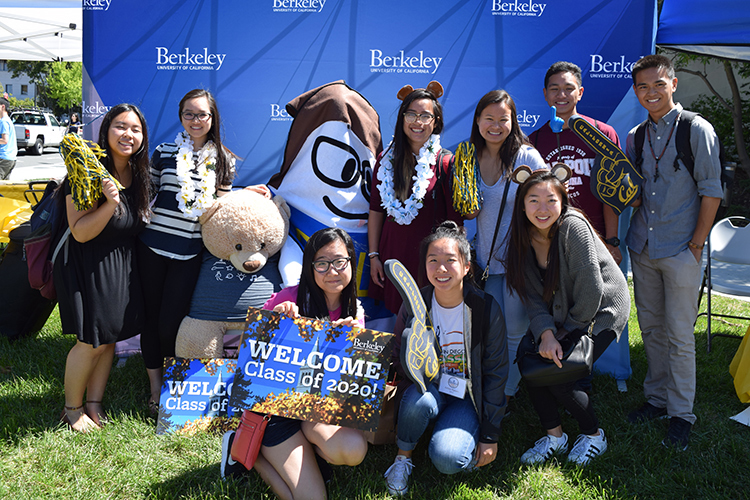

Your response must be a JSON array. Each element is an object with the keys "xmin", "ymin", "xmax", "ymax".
[{"xmin": 633, "ymin": 111, "xmax": 732, "ymax": 194}]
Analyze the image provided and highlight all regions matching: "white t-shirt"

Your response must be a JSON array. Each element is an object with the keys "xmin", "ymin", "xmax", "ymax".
[{"xmin": 431, "ymin": 296, "xmax": 466, "ymax": 378}]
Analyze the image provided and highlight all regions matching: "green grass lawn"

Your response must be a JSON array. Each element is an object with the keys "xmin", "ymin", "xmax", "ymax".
[{"xmin": 2, "ymin": 282, "xmax": 750, "ymax": 499}]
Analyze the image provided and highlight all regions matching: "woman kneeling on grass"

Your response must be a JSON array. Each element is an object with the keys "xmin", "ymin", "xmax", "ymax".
[
  {"xmin": 221, "ymin": 227, "xmax": 368, "ymax": 500},
  {"xmin": 384, "ymin": 221, "xmax": 508, "ymax": 496},
  {"xmin": 504, "ymin": 166, "xmax": 629, "ymax": 465}
]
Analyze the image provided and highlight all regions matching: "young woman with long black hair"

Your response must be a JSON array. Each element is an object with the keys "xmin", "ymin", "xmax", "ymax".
[{"xmin": 504, "ymin": 168, "xmax": 629, "ymax": 465}]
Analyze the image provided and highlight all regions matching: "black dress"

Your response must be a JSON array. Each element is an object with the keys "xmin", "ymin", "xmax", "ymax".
[{"xmin": 54, "ymin": 183, "xmax": 145, "ymax": 348}]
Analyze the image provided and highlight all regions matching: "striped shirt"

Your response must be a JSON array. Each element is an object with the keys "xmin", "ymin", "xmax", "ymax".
[{"xmin": 139, "ymin": 142, "xmax": 234, "ymax": 259}]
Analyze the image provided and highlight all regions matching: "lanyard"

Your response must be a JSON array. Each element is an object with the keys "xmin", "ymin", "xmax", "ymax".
[{"xmin": 646, "ymin": 113, "xmax": 679, "ymax": 182}]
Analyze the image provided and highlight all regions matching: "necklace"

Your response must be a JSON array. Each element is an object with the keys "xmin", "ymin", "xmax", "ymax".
[
  {"xmin": 646, "ymin": 113, "xmax": 679, "ymax": 182},
  {"xmin": 377, "ymin": 134, "xmax": 440, "ymax": 225},
  {"xmin": 174, "ymin": 131, "xmax": 218, "ymax": 218}
]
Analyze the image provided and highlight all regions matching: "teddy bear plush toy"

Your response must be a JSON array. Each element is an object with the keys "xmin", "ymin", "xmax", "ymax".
[{"xmin": 175, "ymin": 189, "xmax": 290, "ymax": 359}]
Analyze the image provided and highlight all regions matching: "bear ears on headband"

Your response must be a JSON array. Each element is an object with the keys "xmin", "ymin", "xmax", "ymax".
[
  {"xmin": 397, "ymin": 81, "xmax": 444, "ymax": 101},
  {"xmin": 511, "ymin": 163, "xmax": 572, "ymax": 185}
]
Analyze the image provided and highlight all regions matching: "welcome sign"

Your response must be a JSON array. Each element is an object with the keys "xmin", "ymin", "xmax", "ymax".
[
  {"xmin": 229, "ymin": 308, "xmax": 394, "ymax": 431},
  {"xmin": 156, "ymin": 357, "xmax": 241, "ymax": 435}
]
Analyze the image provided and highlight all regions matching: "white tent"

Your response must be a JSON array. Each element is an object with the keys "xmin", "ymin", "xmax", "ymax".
[{"xmin": 0, "ymin": 0, "xmax": 81, "ymax": 62}]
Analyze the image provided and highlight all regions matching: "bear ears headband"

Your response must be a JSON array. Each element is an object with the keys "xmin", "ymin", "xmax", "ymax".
[
  {"xmin": 397, "ymin": 80, "xmax": 444, "ymax": 101},
  {"xmin": 511, "ymin": 163, "xmax": 572, "ymax": 185}
]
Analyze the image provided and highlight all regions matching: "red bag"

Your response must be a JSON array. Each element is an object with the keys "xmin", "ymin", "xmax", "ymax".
[
  {"xmin": 231, "ymin": 410, "xmax": 270, "ymax": 470},
  {"xmin": 24, "ymin": 180, "xmax": 70, "ymax": 301},
  {"xmin": 25, "ymin": 226, "xmax": 70, "ymax": 301}
]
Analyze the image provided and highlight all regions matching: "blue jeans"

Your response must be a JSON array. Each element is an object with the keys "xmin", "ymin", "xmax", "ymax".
[
  {"xmin": 485, "ymin": 274, "xmax": 528, "ymax": 397},
  {"xmin": 396, "ymin": 383, "xmax": 479, "ymax": 475}
]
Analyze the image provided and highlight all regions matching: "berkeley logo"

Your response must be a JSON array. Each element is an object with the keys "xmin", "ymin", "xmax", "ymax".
[
  {"xmin": 270, "ymin": 104, "xmax": 292, "ymax": 121},
  {"xmin": 156, "ymin": 47, "xmax": 227, "ymax": 71},
  {"xmin": 83, "ymin": 0, "xmax": 112, "ymax": 11},
  {"xmin": 370, "ymin": 49, "xmax": 443, "ymax": 75},
  {"xmin": 352, "ymin": 338, "xmax": 385, "ymax": 355},
  {"xmin": 273, "ymin": 0, "xmax": 326, "ymax": 13},
  {"xmin": 491, "ymin": 0, "xmax": 546, "ymax": 17},
  {"xmin": 517, "ymin": 109, "xmax": 540, "ymax": 129},
  {"xmin": 82, "ymin": 100, "xmax": 111, "ymax": 116},
  {"xmin": 589, "ymin": 54, "xmax": 639, "ymax": 79}
]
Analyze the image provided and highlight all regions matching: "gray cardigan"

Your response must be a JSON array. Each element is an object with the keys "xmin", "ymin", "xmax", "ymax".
[{"xmin": 525, "ymin": 210, "xmax": 630, "ymax": 342}]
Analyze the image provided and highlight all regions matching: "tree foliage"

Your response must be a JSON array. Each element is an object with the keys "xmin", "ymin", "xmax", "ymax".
[
  {"xmin": 6, "ymin": 60, "xmax": 52, "ymax": 86},
  {"xmin": 46, "ymin": 62, "xmax": 82, "ymax": 110},
  {"xmin": 7, "ymin": 96, "xmax": 34, "ymax": 109},
  {"xmin": 5, "ymin": 60, "xmax": 82, "ymax": 112},
  {"xmin": 669, "ymin": 52, "xmax": 750, "ymax": 176}
]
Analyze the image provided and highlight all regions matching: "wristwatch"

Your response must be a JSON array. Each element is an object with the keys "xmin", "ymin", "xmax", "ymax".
[{"xmin": 604, "ymin": 237, "xmax": 620, "ymax": 247}]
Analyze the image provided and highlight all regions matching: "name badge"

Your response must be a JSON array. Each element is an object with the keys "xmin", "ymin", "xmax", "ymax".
[{"xmin": 438, "ymin": 374, "xmax": 466, "ymax": 398}]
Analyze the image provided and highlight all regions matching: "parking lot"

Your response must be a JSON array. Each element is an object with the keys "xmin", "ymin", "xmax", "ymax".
[{"xmin": 7, "ymin": 147, "xmax": 66, "ymax": 182}]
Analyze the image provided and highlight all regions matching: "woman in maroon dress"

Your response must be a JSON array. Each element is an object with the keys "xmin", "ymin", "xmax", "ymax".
[{"xmin": 368, "ymin": 81, "xmax": 461, "ymax": 315}]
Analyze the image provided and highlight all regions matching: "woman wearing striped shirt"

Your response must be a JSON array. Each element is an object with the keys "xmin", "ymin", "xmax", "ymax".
[{"xmin": 137, "ymin": 89, "xmax": 268, "ymax": 411}]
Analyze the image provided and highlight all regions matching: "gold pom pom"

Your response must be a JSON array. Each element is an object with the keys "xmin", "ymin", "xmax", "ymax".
[
  {"xmin": 60, "ymin": 133, "xmax": 123, "ymax": 211},
  {"xmin": 451, "ymin": 141, "xmax": 481, "ymax": 216}
]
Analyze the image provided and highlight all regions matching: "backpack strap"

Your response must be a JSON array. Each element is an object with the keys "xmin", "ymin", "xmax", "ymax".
[
  {"xmin": 674, "ymin": 110, "xmax": 698, "ymax": 178},
  {"xmin": 633, "ymin": 120, "xmax": 648, "ymax": 175},
  {"xmin": 432, "ymin": 148, "xmax": 451, "ymax": 227},
  {"xmin": 51, "ymin": 227, "xmax": 71, "ymax": 264}
]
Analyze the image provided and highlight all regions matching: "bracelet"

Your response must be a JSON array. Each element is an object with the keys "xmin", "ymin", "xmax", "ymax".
[
  {"xmin": 368, "ymin": 252, "xmax": 379, "ymax": 259},
  {"xmin": 688, "ymin": 241, "xmax": 704, "ymax": 250}
]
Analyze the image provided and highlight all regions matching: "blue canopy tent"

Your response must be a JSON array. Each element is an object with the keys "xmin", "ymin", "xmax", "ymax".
[{"xmin": 657, "ymin": 0, "xmax": 750, "ymax": 62}]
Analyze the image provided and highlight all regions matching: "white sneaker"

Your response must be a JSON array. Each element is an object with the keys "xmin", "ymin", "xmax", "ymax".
[
  {"xmin": 520, "ymin": 433, "xmax": 569, "ymax": 465},
  {"xmin": 384, "ymin": 455, "xmax": 414, "ymax": 496},
  {"xmin": 567, "ymin": 428, "xmax": 608, "ymax": 465}
]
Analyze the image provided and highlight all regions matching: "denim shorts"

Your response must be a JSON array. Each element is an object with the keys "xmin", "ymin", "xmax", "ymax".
[{"xmin": 262, "ymin": 416, "xmax": 302, "ymax": 447}]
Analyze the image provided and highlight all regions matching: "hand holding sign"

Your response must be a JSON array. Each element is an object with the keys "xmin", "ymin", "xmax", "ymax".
[
  {"xmin": 550, "ymin": 106, "xmax": 564, "ymax": 133},
  {"xmin": 568, "ymin": 115, "xmax": 644, "ymax": 214}
]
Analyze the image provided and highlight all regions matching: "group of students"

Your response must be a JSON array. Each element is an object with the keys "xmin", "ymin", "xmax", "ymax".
[{"xmin": 54, "ymin": 52, "xmax": 721, "ymax": 499}]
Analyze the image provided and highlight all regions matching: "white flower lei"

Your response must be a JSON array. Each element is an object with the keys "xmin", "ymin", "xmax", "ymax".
[
  {"xmin": 174, "ymin": 131, "xmax": 218, "ymax": 218},
  {"xmin": 377, "ymin": 134, "xmax": 440, "ymax": 225}
]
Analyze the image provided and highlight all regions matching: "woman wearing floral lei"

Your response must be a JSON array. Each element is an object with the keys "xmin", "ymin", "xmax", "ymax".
[
  {"xmin": 137, "ymin": 88, "xmax": 269, "ymax": 411},
  {"xmin": 368, "ymin": 81, "xmax": 462, "ymax": 316},
  {"xmin": 459, "ymin": 90, "xmax": 547, "ymax": 404}
]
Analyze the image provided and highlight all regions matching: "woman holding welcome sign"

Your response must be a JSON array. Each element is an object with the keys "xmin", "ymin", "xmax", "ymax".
[{"xmin": 221, "ymin": 227, "xmax": 368, "ymax": 500}]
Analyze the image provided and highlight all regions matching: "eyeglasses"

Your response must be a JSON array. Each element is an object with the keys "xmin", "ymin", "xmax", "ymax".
[
  {"xmin": 312, "ymin": 257, "xmax": 351, "ymax": 273},
  {"xmin": 181, "ymin": 111, "xmax": 212, "ymax": 122},
  {"xmin": 403, "ymin": 111, "xmax": 435, "ymax": 124}
]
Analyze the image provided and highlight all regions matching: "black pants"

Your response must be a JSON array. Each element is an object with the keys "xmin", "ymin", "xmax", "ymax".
[
  {"xmin": 137, "ymin": 239, "xmax": 202, "ymax": 369},
  {"xmin": 527, "ymin": 329, "xmax": 617, "ymax": 436}
]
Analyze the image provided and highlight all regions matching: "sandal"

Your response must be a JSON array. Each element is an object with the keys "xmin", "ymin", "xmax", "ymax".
[
  {"xmin": 60, "ymin": 404, "xmax": 100, "ymax": 433},
  {"xmin": 147, "ymin": 396, "xmax": 160, "ymax": 417},
  {"xmin": 85, "ymin": 400, "xmax": 109, "ymax": 427}
]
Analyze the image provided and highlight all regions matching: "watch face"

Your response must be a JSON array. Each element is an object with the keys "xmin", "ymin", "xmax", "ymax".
[{"xmin": 606, "ymin": 237, "xmax": 621, "ymax": 246}]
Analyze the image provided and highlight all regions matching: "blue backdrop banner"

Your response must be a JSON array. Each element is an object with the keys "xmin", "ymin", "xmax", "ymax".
[
  {"xmin": 84, "ymin": 0, "xmax": 656, "ymax": 381},
  {"xmin": 83, "ymin": 0, "xmax": 656, "ymax": 187}
]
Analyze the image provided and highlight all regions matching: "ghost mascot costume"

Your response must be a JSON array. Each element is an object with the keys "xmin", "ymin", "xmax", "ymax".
[{"xmin": 269, "ymin": 80, "xmax": 391, "ymax": 326}]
